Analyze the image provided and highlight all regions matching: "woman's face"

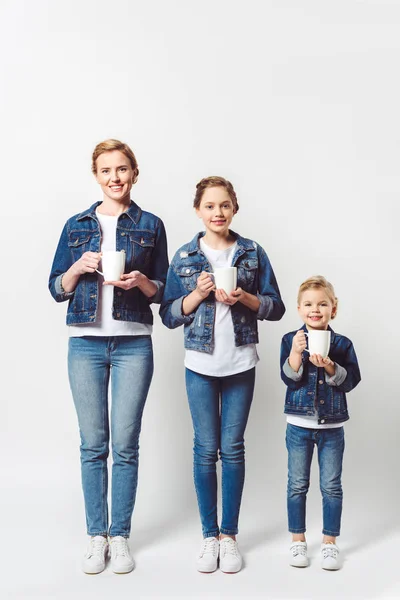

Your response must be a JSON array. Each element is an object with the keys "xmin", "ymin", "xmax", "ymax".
[{"xmin": 95, "ymin": 150, "xmax": 135, "ymax": 203}]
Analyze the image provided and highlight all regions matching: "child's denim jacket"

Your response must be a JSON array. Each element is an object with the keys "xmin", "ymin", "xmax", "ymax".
[
  {"xmin": 280, "ymin": 324, "xmax": 361, "ymax": 424},
  {"xmin": 160, "ymin": 231, "xmax": 285, "ymax": 353},
  {"xmin": 48, "ymin": 201, "xmax": 169, "ymax": 325}
]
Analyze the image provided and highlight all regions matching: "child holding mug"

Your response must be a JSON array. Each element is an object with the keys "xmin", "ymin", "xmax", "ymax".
[
  {"xmin": 280, "ymin": 276, "xmax": 361, "ymax": 570},
  {"xmin": 161, "ymin": 176, "xmax": 285, "ymax": 573}
]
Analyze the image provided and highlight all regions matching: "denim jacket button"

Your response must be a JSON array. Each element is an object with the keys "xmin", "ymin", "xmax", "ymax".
[
  {"xmin": 116, "ymin": 312, "xmax": 121, "ymax": 318},
  {"xmin": 186, "ymin": 268, "xmax": 190, "ymax": 273},
  {"xmin": 320, "ymin": 419, "xmax": 325, "ymax": 424},
  {"xmin": 320, "ymin": 399, "xmax": 325, "ymax": 404},
  {"xmin": 120, "ymin": 232, "xmax": 126, "ymax": 236},
  {"xmin": 319, "ymin": 379, "xmax": 324, "ymax": 384},
  {"xmin": 117, "ymin": 291, "xmax": 122, "ymax": 297}
]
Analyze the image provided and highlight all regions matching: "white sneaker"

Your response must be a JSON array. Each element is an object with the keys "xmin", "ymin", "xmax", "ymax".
[
  {"xmin": 219, "ymin": 537, "xmax": 242, "ymax": 574},
  {"xmin": 82, "ymin": 536, "xmax": 108, "ymax": 574},
  {"xmin": 109, "ymin": 536, "xmax": 135, "ymax": 574},
  {"xmin": 196, "ymin": 537, "xmax": 219, "ymax": 573},
  {"xmin": 289, "ymin": 541, "xmax": 309, "ymax": 567},
  {"xmin": 321, "ymin": 543, "xmax": 340, "ymax": 570}
]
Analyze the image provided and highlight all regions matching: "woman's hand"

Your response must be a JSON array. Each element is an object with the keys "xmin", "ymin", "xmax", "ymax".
[
  {"xmin": 195, "ymin": 272, "xmax": 215, "ymax": 300},
  {"xmin": 215, "ymin": 287, "xmax": 243, "ymax": 305},
  {"xmin": 291, "ymin": 330, "xmax": 307, "ymax": 355},
  {"xmin": 103, "ymin": 271, "xmax": 158, "ymax": 298},
  {"xmin": 72, "ymin": 252, "xmax": 102, "ymax": 275},
  {"xmin": 104, "ymin": 270, "xmax": 144, "ymax": 290}
]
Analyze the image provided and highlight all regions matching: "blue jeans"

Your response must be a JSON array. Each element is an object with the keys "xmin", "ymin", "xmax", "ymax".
[
  {"xmin": 68, "ymin": 336, "xmax": 154, "ymax": 537},
  {"xmin": 286, "ymin": 423, "xmax": 345, "ymax": 537},
  {"xmin": 185, "ymin": 367, "xmax": 256, "ymax": 538}
]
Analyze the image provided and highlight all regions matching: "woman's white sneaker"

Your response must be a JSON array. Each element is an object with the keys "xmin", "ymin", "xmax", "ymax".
[
  {"xmin": 196, "ymin": 537, "xmax": 219, "ymax": 573},
  {"xmin": 82, "ymin": 536, "xmax": 108, "ymax": 574},
  {"xmin": 289, "ymin": 541, "xmax": 309, "ymax": 567},
  {"xmin": 109, "ymin": 536, "xmax": 135, "ymax": 574},
  {"xmin": 321, "ymin": 543, "xmax": 341, "ymax": 570},
  {"xmin": 219, "ymin": 537, "xmax": 242, "ymax": 573}
]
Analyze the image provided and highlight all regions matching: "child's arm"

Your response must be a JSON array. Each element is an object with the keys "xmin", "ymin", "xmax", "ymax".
[
  {"xmin": 280, "ymin": 332, "xmax": 306, "ymax": 390},
  {"xmin": 328, "ymin": 339, "xmax": 361, "ymax": 393},
  {"xmin": 159, "ymin": 262, "xmax": 196, "ymax": 329}
]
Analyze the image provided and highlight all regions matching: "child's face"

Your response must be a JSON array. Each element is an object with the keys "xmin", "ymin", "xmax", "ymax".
[
  {"xmin": 196, "ymin": 186, "xmax": 235, "ymax": 235},
  {"xmin": 298, "ymin": 288, "xmax": 336, "ymax": 330}
]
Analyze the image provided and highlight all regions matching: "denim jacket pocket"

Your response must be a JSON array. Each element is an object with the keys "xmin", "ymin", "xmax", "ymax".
[
  {"xmin": 68, "ymin": 231, "xmax": 96, "ymax": 261},
  {"xmin": 129, "ymin": 231, "xmax": 155, "ymax": 268},
  {"xmin": 177, "ymin": 264, "xmax": 202, "ymax": 293},
  {"xmin": 237, "ymin": 258, "xmax": 258, "ymax": 289}
]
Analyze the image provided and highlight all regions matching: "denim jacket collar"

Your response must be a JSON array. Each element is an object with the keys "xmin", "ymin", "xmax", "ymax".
[
  {"xmin": 76, "ymin": 200, "xmax": 143, "ymax": 224},
  {"xmin": 185, "ymin": 230, "xmax": 257, "ymax": 255}
]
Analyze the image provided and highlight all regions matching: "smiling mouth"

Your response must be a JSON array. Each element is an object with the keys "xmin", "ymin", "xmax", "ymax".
[{"xmin": 110, "ymin": 185, "xmax": 123, "ymax": 191}]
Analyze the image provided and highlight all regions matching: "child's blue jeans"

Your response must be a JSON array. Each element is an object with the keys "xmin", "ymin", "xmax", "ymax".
[
  {"xmin": 286, "ymin": 423, "xmax": 345, "ymax": 537},
  {"xmin": 185, "ymin": 367, "xmax": 255, "ymax": 538}
]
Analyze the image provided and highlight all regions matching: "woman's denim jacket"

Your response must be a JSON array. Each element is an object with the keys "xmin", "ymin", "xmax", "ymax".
[
  {"xmin": 280, "ymin": 325, "xmax": 361, "ymax": 424},
  {"xmin": 48, "ymin": 201, "xmax": 169, "ymax": 325},
  {"xmin": 160, "ymin": 231, "xmax": 285, "ymax": 352}
]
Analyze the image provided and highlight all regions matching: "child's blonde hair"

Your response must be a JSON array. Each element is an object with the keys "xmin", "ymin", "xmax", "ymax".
[{"xmin": 298, "ymin": 275, "xmax": 338, "ymax": 319}]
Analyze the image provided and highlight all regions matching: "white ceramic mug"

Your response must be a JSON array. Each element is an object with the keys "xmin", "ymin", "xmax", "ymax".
[
  {"xmin": 304, "ymin": 330, "xmax": 331, "ymax": 357},
  {"xmin": 210, "ymin": 267, "xmax": 237, "ymax": 295},
  {"xmin": 96, "ymin": 250, "xmax": 126, "ymax": 281}
]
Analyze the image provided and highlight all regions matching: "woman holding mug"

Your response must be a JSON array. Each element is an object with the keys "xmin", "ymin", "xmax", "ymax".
[
  {"xmin": 49, "ymin": 139, "xmax": 168, "ymax": 574},
  {"xmin": 160, "ymin": 176, "xmax": 285, "ymax": 573}
]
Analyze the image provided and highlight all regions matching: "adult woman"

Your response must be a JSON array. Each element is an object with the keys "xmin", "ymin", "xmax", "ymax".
[
  {"xmin": 160, "ymin": 176, "xmax": 285, "ymax": 573},
  {"xmin": 49, "ymin": 139, "xmax": 168, "ymax": 574}
]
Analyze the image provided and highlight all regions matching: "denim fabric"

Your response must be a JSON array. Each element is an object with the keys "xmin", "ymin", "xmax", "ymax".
[
  {"xmin": 68, "ymin": 335, "xmax": 153, "ymax": 537},
  {"xmin": 185, "ymin": 367, "xmax": 256, "ymax": 537},
  {"xmin": 49, "ymin": 201, "xmax": 169, "ymax": 325},
  {"xmin": 160, "ymin": 231, "xmax": 285, "ymax": 352},
  {"xmin": 280, "ymin": 325, "xmax": 361, "ymax": 424},
  {"xmin": 286, "ymin": 423, "xmax": 345, "ymax": 537}
]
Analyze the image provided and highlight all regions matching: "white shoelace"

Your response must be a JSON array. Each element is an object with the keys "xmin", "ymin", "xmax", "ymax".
[
  {"xmin": 87, "ymin": 536, "xmax": 107, "ymax": 558},
  {"xmin": 200, "ymin": 538, "xmax": 218, "ymax": 557},
  {"xmin": 220, "ymin": 538, "xmax": 239, "ymax": 557},
  {"xmin": 111, "ymin": 537, "xmax": 130, "ymax": 558},
  {"xmin": 322, "ymin": 545, "xmax": 338, "ymax": 559},
  {"xmin": 291, "ymin": 544, "xmax": 307, "ymax": 557}
]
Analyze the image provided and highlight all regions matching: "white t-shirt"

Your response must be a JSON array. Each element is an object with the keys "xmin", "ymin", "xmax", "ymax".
[
  {"xmin": 69, "ymin": 210, "xmax": 152, "ymax": 337},
  {"xmin": 184, "ymin": 239, "xmax": 259, "ymax": 376}
]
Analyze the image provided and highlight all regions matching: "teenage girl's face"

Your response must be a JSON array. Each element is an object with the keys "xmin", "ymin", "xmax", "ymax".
[
  {"xmin": 95, "ymin": 150, "xmax": 135, "ymax": 203},
  {"xmin": 196, "ymin": 186, "xmax": 235, "ymax": 236},
  {"xmin": 298, "ymin": 288, "xmax": 336, "ymax": 331}
]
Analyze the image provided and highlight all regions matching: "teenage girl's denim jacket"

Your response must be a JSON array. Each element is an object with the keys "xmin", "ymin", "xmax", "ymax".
[
  {"xmin": 160, "ymin": 231, "xmax": 285, "ymax": 352},
  {"xmin": 280, "ymin": 324, "xmax": 361, "ymax": 424},
  {"xmin": 48, "ymin": 201, "xmax": 169, "ymax": 325}
]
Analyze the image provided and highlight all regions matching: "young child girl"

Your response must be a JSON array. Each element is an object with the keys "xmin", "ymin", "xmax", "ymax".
[
  {"xmin": 160, "ymin": 176, "xmax": 285, "ymax": 573},
  {"xmin": 280, "ymin": 276, "xmax": 361, "ymax": 570}
]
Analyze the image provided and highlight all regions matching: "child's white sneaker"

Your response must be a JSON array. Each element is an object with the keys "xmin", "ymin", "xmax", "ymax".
[
  {"xmin": 289, "ymin": 541, "xmax": 309, "ymax": 567},
  {"xmin": 219, "ymin": 537, "xmax": 242, "ymax": 574},
  {"xmin": 196, "ymin": 537, "xmax": 219, "ymax": 573},
  {"xmin": 109, "ymin": 536, "xmax": 135, "ymax": 574},
  {"xmin": 321, "ymin": 542, "xmax": 341, "ymax": 570},
  {"xmin": 82, "ymin": 535, "xmax": 108, "ymax": 574}
]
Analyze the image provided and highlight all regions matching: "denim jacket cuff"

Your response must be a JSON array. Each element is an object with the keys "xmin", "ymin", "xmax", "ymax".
[
  {"xmin": 256, "ymin": 294, "xmax": 273, "ymax": 320},
  {"xmin": 325, "ymin": 363, "xmax": 347, "ymax": 386},
  {"xmin": 282, "ymin": 358, "xmax": 304, "ymax": 381},
  {"xmin": 55, "ymin": 274, "xmax": 75, "ymax": 301},
  {"xmin": 171, "ymin": 296, "xmax": 195, "ymax": 324},
  {"xmin": 148, "ymin": 280, "xmax": 164, "ymax": 304}
]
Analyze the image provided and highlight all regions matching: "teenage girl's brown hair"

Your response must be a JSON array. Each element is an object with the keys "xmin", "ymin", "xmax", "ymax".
[
  {"xmin": 297, "ymin": 275, "xmax": 338, "ymax": 319},
  {"xmin": 91, "ymin": 139, "xmax": 139, "ymax": 184},
  {"xmin": 193, "ymin": 176, "xmax": 239, "ymax": 213}
]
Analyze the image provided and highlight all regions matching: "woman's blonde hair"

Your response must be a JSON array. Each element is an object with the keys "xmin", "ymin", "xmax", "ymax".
[
  {"xmin": 91, "ymin": 139, "xmax": 139, "ymax": 184},
  {"xmin": 298, "ymin": 275, "xmax": 338, "ymax": 319},
  {"xmin": 193, "ymin": 176, "xmax": 239, "ymax": 213}
]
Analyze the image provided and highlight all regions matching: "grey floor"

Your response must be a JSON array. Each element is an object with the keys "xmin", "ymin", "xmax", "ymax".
[{"xmin": 2, "ymin": 473, "xmax": 399, "ymax": 600}]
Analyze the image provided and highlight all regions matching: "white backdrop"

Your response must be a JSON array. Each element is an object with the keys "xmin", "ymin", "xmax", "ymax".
[{"xmin": 1, "ymin": 1, "xmax": 399, "ymax": 599}]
